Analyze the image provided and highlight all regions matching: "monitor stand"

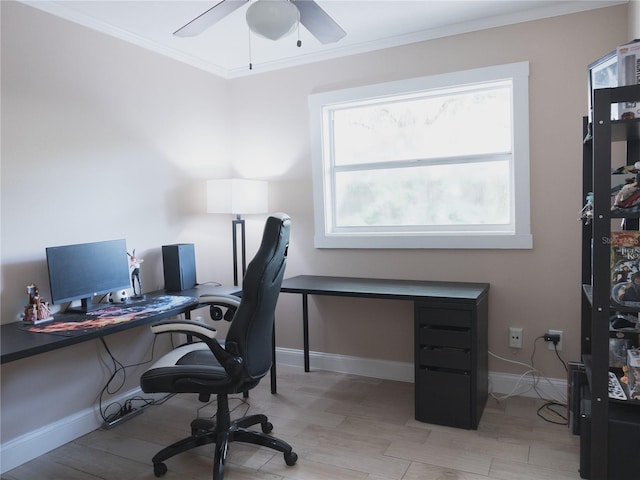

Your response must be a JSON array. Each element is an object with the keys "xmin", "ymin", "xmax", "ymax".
[{"xmin": 66, "ymin": 297, "xmax": 105, "ymax": 314}]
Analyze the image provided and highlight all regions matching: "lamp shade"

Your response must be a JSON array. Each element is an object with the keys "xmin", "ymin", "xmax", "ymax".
[
  {"xmin": 207, "ymin": 179, "xmax": 268, "ymax": 215},
  {"xmin": 246, "ymin": 0, "xmax": 299, "ymax": 41}
]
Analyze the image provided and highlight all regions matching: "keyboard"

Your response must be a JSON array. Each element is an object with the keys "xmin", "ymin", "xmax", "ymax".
[{"xmin": 609, "ymin": 371, "xmax": 627, "ymax": 400}]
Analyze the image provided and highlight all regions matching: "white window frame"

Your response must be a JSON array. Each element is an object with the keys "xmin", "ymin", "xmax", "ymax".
[{"xmin": 308, "ymin": 62, "xmax": 532, "ymax": 249}]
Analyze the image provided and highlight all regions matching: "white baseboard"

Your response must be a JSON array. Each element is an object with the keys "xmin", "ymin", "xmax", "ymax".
[
  {"xmin": 1, "ymin": 349, "xmax": 568, "ymax": 474},
  {"xmin": 275, "ymin": 347, "xmax": 567, "ymax": 401},
  {"xmin": 276, "ymin": 347, "xmax": 416, "ymax": 383},
  {"xmin": 0, "ymin": 387, "xmax": 143, "ymax": 474}
]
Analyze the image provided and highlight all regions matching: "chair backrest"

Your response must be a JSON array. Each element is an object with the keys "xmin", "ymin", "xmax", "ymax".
[{"xmin": 225, "ymin": 213, "xmax": 290, "ymax": 380}]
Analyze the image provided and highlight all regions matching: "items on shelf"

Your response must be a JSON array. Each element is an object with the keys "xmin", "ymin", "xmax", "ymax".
[
  {"xmin": 609, "ymin": 313, "xmax": 639, "ymax": 331},
  {"xmin": 611, "ymin": 162, "xmax": 640, "ymax": 212},
  {"xmin": 22, "ymin": 284, "xmax": 53, "ymax": 324},
  {"xmin": 610, "ymin": 337, "xmax": 633, "ymax": 368},
  {"xmin": 578, "ymin": 192, "xmax": 593, "ymax": 224},
  {"xmin": 617, "ymin": 39, "xmax": 640, "ymax": 120},
  {"xmin": 626, "ymin": 349, "xmax": 640, "ymax": 400},
  {"xmin": 608, "ymin": 370, "xmax": 628, "ymax": 400},
  {"xmin": 610, "ymin": 231, "xmax": 640, "ymax": 307}
]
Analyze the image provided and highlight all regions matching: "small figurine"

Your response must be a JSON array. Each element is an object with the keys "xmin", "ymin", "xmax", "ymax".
[
  {"xmin": 23, "ymin": 284, "xmax": 53, "ymax": 323},
  {"xmin": 127, "ymin": 250, "xmax": 144, "ymax": 299},
  {"xmin": 578, "ymin": 192, "xmax": 593, "ymax": 224}
]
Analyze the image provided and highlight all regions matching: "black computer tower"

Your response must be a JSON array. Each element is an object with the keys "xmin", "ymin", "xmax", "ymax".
[{"xmin": 162, "ymin": 244, "xmax": 197, "ymax": 292}]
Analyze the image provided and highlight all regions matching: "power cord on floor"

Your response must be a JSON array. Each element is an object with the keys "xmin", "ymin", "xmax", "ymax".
[
  {"xmin": 98, "ymin": 334, "xmax": 173, "ymax": 423},
  {"xmin": 532, "ymin": 337, "xmax": 568, "ymax": 425},
  {"xmin": 489, "ymin": 335, "xmax": 569, "ymax": 425},
  {"xmin": 537, "ymin": 401, "xmax": 568, "ymax": 425}
]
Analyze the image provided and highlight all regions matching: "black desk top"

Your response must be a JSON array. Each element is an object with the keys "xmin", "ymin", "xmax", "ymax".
[
  {"xmin": 280, "ymin": 275, "xmax": 489, "ymax": 302},
  {"xmin": 1, "ymin": 284, "xmax": 241, "ymax": 365},
  {"xmin": 2, "ymin": 277, "xmax": 487, "ymax": 365}
]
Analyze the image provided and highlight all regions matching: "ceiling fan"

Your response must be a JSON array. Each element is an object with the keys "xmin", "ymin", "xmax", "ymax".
[{"xmin": 174, "ymin": 0, "xmax": 346, "ymax": 44}]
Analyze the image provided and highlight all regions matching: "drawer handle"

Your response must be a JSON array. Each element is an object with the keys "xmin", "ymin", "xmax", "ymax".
[
  {"xmin": 421, "ymin": 366, "xmax": 470, "ymax": 375},
  {"xmin": 421, "ymin": 325, "xmax": 470, "ymax": 332},
  {"xmin": 423, "ymin": 346, "xmax": 470, "ymax": 353}
]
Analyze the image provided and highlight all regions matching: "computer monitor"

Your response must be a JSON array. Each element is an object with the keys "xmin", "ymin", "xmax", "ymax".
[{"xmin": 46, "ymin": 239, "xmax": 131, "ymax": 313}]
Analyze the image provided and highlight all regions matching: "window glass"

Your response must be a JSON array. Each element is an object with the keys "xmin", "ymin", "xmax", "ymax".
[
  {"xmin": 333, "ymin": 83, "xmax": 512, "ymax": 166},
  {"xmin": 334, "ymin": 160, "xmax": 511, "ymax": 229},
  {"xmin": 309, "ymin": 62, "xmax": 531, "ymax": 249}
]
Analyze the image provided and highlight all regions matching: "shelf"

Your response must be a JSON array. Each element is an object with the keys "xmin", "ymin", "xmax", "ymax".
[
  {"xmin": 583, "ymin": 284, "xmax": 640, "ymax": 314},
  {"xmin": 611, "ymin": 118, "xmax": 640, "ymax": 142},
  {"xmin": 583, "ymin": 84, "xmax": 640, "ymax": 480},
  {"xmin": 582, "ymin": 354, "xmax": 640, "ymax": 406},
  {"xmin": 611, "ymin": 207, "xmax": 640, "ymax": 218},
  {"xmin": 585, "ymin": 118, "xmax": 640, "ymax": 143}
]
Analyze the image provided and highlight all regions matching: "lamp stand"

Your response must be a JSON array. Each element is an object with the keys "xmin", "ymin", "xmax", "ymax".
[{"xmin": 232, "ymin": 215, "xmax": 247, "ymax": 286}]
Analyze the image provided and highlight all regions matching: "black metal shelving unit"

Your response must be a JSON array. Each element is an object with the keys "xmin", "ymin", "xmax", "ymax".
[{"xmin": 581, "ymin": 84, "xmax": 640, "ymax": 479}]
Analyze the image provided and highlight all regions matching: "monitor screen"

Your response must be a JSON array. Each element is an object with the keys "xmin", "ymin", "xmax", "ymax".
[{"xmin": 46, "ymin": 239, "xmax": 131, "ymax": 312}]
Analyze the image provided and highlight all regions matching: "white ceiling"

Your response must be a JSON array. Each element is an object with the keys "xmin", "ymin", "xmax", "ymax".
[{"xmin": 22, "ymin": 0, "xmax": 626, "ymax": 78}]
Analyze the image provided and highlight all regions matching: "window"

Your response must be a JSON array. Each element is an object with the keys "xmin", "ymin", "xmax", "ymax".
[{"xmin": 309, "ymin": 62, "xmax": 531, "ymax": 249}]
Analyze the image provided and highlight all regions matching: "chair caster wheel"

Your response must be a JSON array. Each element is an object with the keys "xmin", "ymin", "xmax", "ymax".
[
  {"xmin": 261, "ymin": 421, "xmax": 273, "ymax": 434},
  {"xmin": 153, "ymin": 462, "xmax": 168, "ymax": 477},
  {"xmin": 284, "ymin": 451, "xmax": 298, "ymax": 466}
]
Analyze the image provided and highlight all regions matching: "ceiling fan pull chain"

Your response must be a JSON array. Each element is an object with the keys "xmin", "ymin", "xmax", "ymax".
[
  {"xmin": 248, "ymin": 28, "xmax": 253, "ymax": 70},
  {"xmin": 296, "ymin": 22, "xmax": 301, "ymax": 48}
]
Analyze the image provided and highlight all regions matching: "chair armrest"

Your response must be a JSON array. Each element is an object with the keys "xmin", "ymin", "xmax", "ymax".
[
  {"xmin": 198, "ymin": 294, "xmax": 241, "ymax": 308},
  {"xmin": 150, "ymin": 319, "xmax": 217, "ymax": 340},
  {"xmin": 150, "ymin": 319, "xmax": 243, "ymax": 376}
]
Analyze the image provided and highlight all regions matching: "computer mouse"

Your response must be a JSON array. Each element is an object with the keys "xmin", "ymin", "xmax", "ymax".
[{"xmin": 611, "ymin": 314, "xmax": 637, "ymax": 330}]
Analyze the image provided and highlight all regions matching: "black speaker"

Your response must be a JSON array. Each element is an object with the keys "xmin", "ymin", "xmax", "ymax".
[{"xmin": 162, "ymin": 244, "xmax": 197, "ymax": 292}]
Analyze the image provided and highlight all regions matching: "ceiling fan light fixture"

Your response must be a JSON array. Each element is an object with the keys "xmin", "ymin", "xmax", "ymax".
[{"xmin": 246, "ymin": 0, "xmax": 300, "ymax": 41}]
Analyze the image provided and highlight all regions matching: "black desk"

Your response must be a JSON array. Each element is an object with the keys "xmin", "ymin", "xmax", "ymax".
[
  {"xmin": 0, "ymin": 284, "xmax": 296, "ymax": 395},
  {"xmin": 0, "ymin": 285, "xmax": 240, "ymax": 365},
  {"xmin": 280, "ymin": 275, "xmax": 489, "ymax": 429}
]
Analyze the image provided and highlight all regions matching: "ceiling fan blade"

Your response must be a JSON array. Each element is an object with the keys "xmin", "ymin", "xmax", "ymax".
[
  {"xmin": 174, "ymin": 0, "xmax": 248, "ymax": 37},
  {"xmin": 291, "ymin": 0, "xmax": 346, "ymax": 44}
]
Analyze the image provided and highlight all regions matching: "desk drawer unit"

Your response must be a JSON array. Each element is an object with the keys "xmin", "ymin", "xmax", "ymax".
[{"xmin": 414, "ymin": 299, "xmax": 488, "ymax": 429}]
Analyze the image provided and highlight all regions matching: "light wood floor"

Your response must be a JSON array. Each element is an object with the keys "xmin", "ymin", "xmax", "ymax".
[{"xmin": 2, "ymin": 365, "xmax": 581, "ymax": 480}]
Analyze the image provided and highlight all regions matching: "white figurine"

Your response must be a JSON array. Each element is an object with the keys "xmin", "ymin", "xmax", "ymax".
[{"xmin": 127, "ymin": 249, "xmax": 144, "ymax": 298}]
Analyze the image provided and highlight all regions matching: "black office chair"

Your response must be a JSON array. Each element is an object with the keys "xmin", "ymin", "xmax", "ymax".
[{"xmin": 140, "ymin": 213, "xmax": 297, "ymax": 479}]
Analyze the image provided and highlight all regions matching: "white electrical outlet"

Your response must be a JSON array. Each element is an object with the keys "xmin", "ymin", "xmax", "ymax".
[
  {"xmin": 547, "ymin": 329, "xmax": 563, "ymax": 351},
  {"xmin": 509, "ymin": 327, "xmax": 523, "ymax": 348}
]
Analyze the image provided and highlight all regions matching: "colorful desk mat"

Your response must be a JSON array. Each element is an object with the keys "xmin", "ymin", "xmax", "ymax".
[{"xmin": 22, "ymin": 295, "xmax": 196, "ymax": 336}]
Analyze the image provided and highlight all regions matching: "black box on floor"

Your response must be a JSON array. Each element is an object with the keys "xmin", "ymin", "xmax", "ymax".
[
  {"xmin": 569, "ymin": 361, "xmax": 587, "ymax": 435},
  {"xmin": 162, "ymin": 244, "xmax": 196, "ymax": 292},
  {"xmin": 579, "ymin": 385, "xmax": 591, "ymax": 479},
  {"xmin": 579, "ymin": 384, "xmax": 640, "ymax": 479}
]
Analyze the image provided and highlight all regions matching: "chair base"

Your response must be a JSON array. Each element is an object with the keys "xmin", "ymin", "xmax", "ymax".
[{"xmin": 150, "ymin": 395, "xmax": 297, "ymax": 479}]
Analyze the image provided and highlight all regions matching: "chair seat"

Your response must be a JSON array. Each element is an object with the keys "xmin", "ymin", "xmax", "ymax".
[{"xmin": 141, "ymin": 343, "xmax": 257, "ymax": 395}]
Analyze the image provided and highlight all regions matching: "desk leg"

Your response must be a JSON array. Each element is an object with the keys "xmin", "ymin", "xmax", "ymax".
[
  {"xmin": 271, "ymin": 322, "xmax": 277, "ymax": 394},
  {"xmin": 302, "ymin": 293, "xmax": 310, "ymax": 372}
]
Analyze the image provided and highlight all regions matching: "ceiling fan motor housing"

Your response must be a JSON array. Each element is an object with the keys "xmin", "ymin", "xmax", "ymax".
[{"xmin": 246, "ymin": 0, "xmax": 300, "ymax": 41}]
